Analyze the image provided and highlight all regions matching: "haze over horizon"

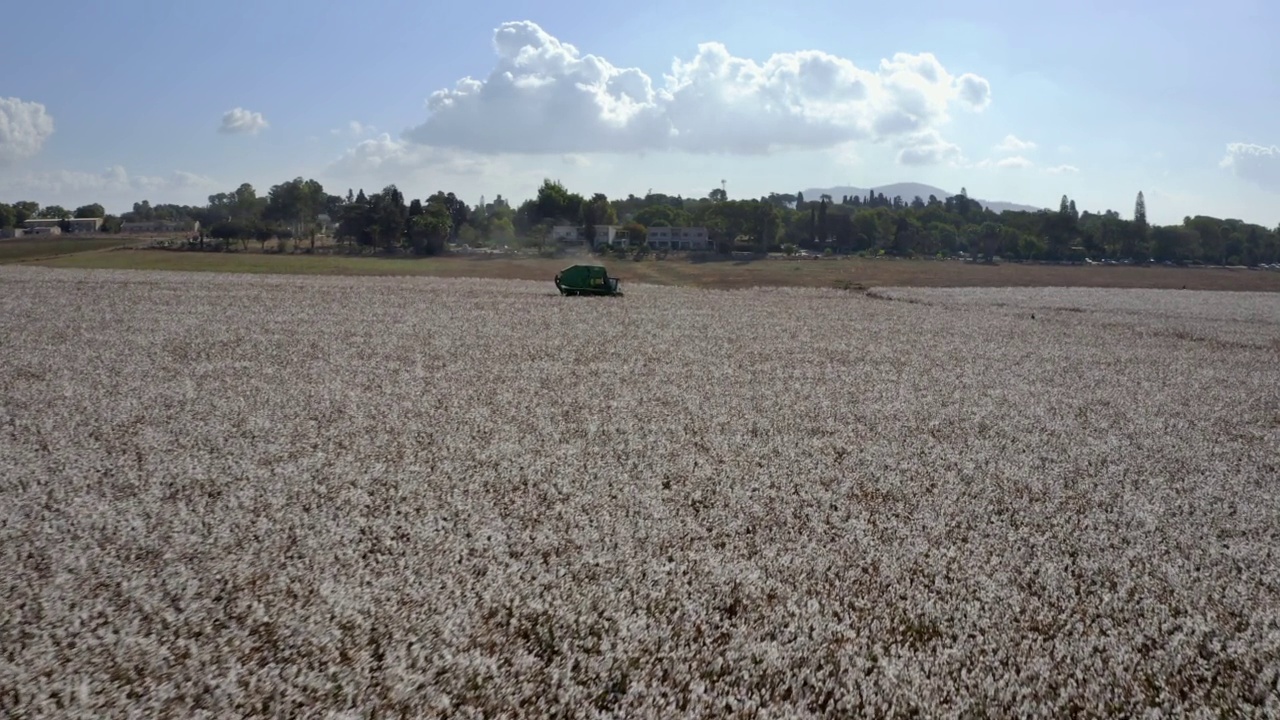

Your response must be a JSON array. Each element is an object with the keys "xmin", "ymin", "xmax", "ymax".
[{"xmin": 2, "ymin": 0, "xmax": 1277, "ymax": 226}]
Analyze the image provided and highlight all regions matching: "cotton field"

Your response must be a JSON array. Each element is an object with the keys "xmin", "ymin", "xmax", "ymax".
[{"xmin": 3, "ymin": 265, "xmax": 1279, "ymax": 718}]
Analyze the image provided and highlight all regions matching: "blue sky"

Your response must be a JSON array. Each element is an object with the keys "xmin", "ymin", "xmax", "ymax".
[{"xmin": 2, "ymin": 0, "xmax": 1278, "ymax": 226}]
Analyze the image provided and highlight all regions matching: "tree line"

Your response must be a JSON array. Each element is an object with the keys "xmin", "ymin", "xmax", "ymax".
[{"xmin": 2, "ymin": 178, "xmax": 1278, "ymax": 266}]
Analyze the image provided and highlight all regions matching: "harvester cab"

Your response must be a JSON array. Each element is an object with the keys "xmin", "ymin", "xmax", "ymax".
[{"xmin": 554, "ymin": 264, "xmax": 623, "ymax": 296}]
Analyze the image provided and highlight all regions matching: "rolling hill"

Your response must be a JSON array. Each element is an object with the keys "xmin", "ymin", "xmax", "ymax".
[{"xmin": 799, "ymin": 183, "xmax": 1048, "ymax": 214}]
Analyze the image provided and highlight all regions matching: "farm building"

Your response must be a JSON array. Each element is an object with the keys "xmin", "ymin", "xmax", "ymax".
[
  {"xmin": 646, "ymin": 226, "xmax": 711, "ymax": 251},
  {"xmin": 0, "ymin": 228, "xmax": 24, "ymax": 239},
  {"xmin": 552, "ymin": 224, "xmax": 712, "ymax": 251},
  {"xmin": 552, "ymin": 225, "xmax": 631, "ymax": 248},
  {"xmin": 120, "ymin": 219, "xmax": 200, "ymax": 234},
  {"xmin": 21, "ymin": 217, "xmax": 102, "ymax": 233}
]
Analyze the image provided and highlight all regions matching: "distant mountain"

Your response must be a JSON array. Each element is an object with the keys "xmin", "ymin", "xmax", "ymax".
[{"xmin": 799, "ymin": 183, "xmax": 1048, "ymax": 214}]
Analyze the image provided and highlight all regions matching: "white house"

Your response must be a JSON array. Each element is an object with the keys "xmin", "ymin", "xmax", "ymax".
[
  {"xmin": 551, "ymin": 225, "xmax": 584, "ymax": 244},
  {"xmin": 646, "ymin": 226, "xmax": 710, "ymax": 251},
  {"xmin": 552, "ymin": 225, "xmax": 630, "ymax": 248},
  {"xmin": 22, "ymin": 217, "xmax": 103, "ymax": 233}
]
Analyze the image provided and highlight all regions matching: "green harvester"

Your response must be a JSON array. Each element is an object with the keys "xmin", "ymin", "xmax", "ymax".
[{"xmin": 554, "ymin": 264, "xmax": 623, "ymax": 296}]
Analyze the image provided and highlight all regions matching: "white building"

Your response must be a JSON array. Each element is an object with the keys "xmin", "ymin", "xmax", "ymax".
[
  {"xmin": 552, "ymin": 225, "xmax": 630, "ymax": 248},
  {"xmin": 646, "ymin": 226, "xmax": 710, "ymax": 251},
  {"xmin": 551, "ymin": 225, "xmax": 584, "ymax": 244},
  {"xmin": 120, "ymin": 219, "xmax": 200, "ymax": 234},
  {"xmin": 22, "ymin": 217, "xmax": 102, "ymax": 233}
]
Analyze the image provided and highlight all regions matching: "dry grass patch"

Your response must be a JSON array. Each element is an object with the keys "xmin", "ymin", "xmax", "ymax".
[
  {"xmin": 2, "ymin": 266, "xmax": 1279, "ymax": 716},
  {"xmin": 0, "ymin": 237, "xmax": 137, "ymax": 263},
  {"xmin": 27, "ymin": 248, "xmax": 1280, "ymax": 292}
]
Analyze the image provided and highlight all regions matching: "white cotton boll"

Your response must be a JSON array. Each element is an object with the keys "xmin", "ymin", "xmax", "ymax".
[{"xmin": 0, "ymin": 266, "xmax": 1278, "ymax": 715}]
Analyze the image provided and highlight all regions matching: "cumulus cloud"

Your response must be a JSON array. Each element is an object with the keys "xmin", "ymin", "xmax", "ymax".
[
  {"xmin": 974, "ymin": 155, "xmax": 1032, "ymax": 170},
  {"xmin": 402, "ymin": 21, "xmax": 990, "ymax": 163},
  {"xmin": 0, "ymin": 97, "xmax": 55, "ymax": 164},
  {"xmin": 218, "ymin": 108, "xmax": 269, "ymax": 135},
  {"xmin": 333, "ymin": 121, "xmax": 375, "ymax": 137},
  {"xmin": 897, "ymin": 129, "xmax": 963, "ymax": 166},
  {"xmin": 329, "ymin": 133, "xmax": 495, "ymax": 177},
  {"xmin": 4, "ymin": 166, "xmax": 216, "ymax": 195},
  {"xmin": 0, "ymin": 165, "xmax": 218, "ymax": 210},
  {"xmin": 1220, "ymin": 142, "xmax": 1280, "ymax": 191},
  {"xmin": 995, "ymin": 134, "xmax": 1035, "ymax": 153},
  {"xmin": 1046, "ymin": 164, "xmax": 1079, "ymax": 174}
]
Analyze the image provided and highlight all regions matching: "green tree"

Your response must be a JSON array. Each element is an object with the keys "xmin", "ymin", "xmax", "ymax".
[
  {"xmin": 236, "ymin": 184, "xmax": 264, "ymax": 224},
  {"xmin": 265, "ymin": 178, "xmax": 325, "ymax": 251},
  {"xmin": 977, "ymin": 222, "xmax": 1001, "ymax": 262},
  {"xmin": 408, "ymin": 203, "xmax": 452, "ymax": 255},
  {"xmin": 487, "ymin": 216, "xmax": 516, "ymax": 244},
  {"xmin": 1133, "ymin": 191, "xmax": 1149, "ymax": 260},
  {"xmin": 890, "ymin": 214, "xmax": 921, "ymax": 256},
  {"xmin": 208, "ymin": 221, "xmax": 247, "ymax": 251},
  {"xmin": 74, "ymin": 203, "xmax": 105, "ymax": 219},
  {"xmin": 38, "ymin": 205, "xmax": 69, "ymax": 219},
  {"xmin": 370, "ymin": 185, "xmax": 408, "ymax": 252},
  {"xmin": 621, "ymin": 221, "xmax": 647, "ymax": 247},
  {"xmin": 425, "ymin": 191, "xmax": 468, "ymax": 238},
  {"xmin": 1150, "ymin": 226, "xmax": 1200, "ymax": 264},
  {"xmin": 634, "ymin": 204, "xmax": 689, "ymax": 228},
  {"xmin": 12, "ymin": 201, "xmax": 38, "ymax": 225},
  {"xmin": 533, "ymin": 179, "xmax": 584, "ymax": 225},
  {"xmin": 581, "ymin": 193, "xmax": 617, "ymax": 248},
  {"xmin": 338, "ymin": 189, "xmax": 372, "ymax": 248}
]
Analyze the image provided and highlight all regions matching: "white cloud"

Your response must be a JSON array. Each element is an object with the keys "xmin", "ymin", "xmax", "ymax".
[
  {"xmin": 995, "ymin": 134, "xmax": 1035, "ymax": 153},
  {"xmin": 218, "ymin": 107, "xmax": 269, "ymax": 135},
  {"xmin": 1046, "ymin": 164, "xmax": 1079, "ymax": 174},
  {"xmin": 561, "ymin": 153, "xmax": 591, "ymax": 167},
  {"xmin": 333, "ymin": 121, "xmax": 375, "ymax": 138},
  {"xmin": 401, "ymin": 21, "xmax": 990, "ymax": 164},
  {"xmin": 328, "ymin": 132, "xmax": 500, "ymax": 180},
  {"xmin": 1220, "ymin": 142, "xmax": 1280, "ymax": 192},
  {"xmin": 0, "ymin": 166, "xmax": 217, "ymax": 210},
  {"xmin": 323, "ymin": 132, "xmax": 558, "ymax": 201},
  {"xmin": 0, "ymin": 97, "xmax": 55, "ymax": 164},
  {"xmin": 897, "ymin": 129, "xmax": 963, "ymax": 166},
  {"xmin": 974, "ymin": 155, "xmax": 1033, "ymax": 169},
  {"xmin": 832, "ymin": 141, "xmax": 861, "ymax": 167}
]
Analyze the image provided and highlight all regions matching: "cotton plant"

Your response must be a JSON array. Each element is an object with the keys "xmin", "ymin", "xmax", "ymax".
[{"xmin": 1, "ymin": 265, "xmax": 1278, "ymax": 717}]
